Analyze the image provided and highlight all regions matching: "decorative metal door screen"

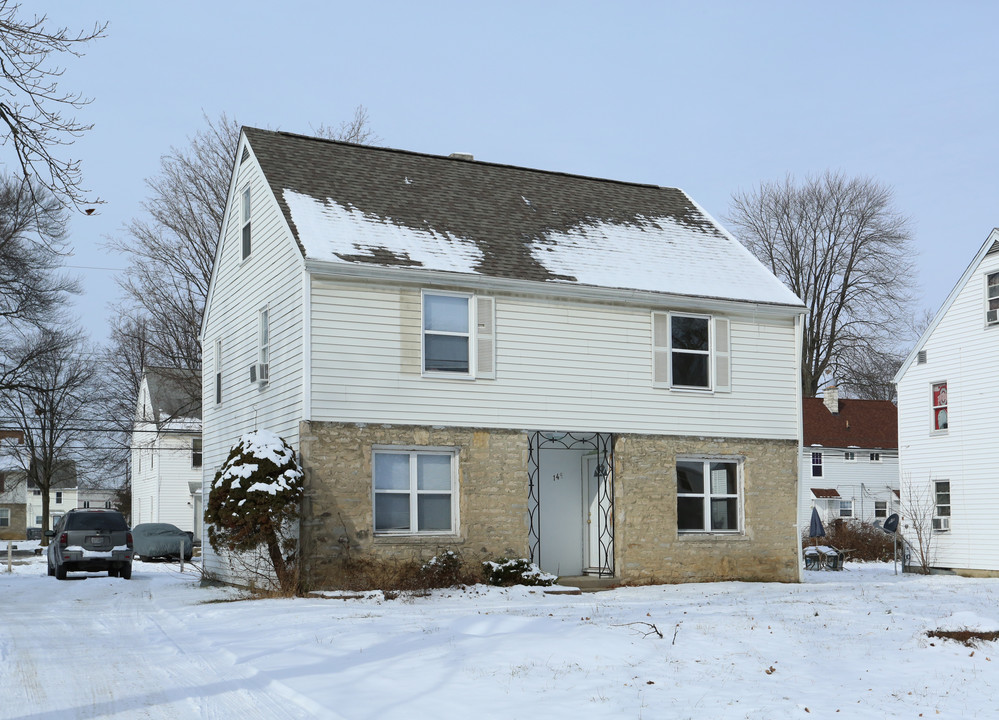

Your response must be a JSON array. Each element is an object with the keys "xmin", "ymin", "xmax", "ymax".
[{"xmin": 527, "ymin": 431, "xmax": 614, "ymax": 577}]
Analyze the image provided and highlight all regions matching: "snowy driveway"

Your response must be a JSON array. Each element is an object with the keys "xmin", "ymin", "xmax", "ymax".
[{"xmin": 3, "ymin": 553, "xmax": 999, "ymax": 719}]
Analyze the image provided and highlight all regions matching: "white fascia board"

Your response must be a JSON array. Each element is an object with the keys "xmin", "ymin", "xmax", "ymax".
[
  {"xmin": 303, "ymin": 259, "xmax": 806, "ymax": 321},
  {"xmin": 894, "ymin": 227, "xmax": 999, "ymax": 384}
]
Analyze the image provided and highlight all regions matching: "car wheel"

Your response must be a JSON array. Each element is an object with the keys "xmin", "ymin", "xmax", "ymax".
[
  {"xmin": 55, "ymin": 563, "xmax": 67, "ymax": 580},
  {"xmin": 108, "ymin": 567, "xmax": 119, "ymax": 578},
  {"xmin": 120, "ymin": 563, "xmax": 132, "ymax": 580},
  {"xmin": 47, "ymin": 560, "xmax": 54, "ymax": 577}
]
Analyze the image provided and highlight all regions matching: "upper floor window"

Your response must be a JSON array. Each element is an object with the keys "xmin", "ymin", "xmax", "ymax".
[
  {"xmin": 652, "ymin": 312, "xmax": 730, "ymax": 392},
  {"xmin": 259, "ymin": 308, "xmax": 270, "ymax": 368},
  {"xmin": 241, "ymin": 185, "xmax": 252, "ymax": 260},
  {"xmin": 373, "ymin": 449, "xmax": 457, "ymax": 534},
  {"xmin": 844, "ymin": 451, "xmax": 856, "ymax": 462},
  {"xmin": 419, "ymin": 292, "xmax": 496, "ymax": 379},
  {"xmin": 811, "ymin": 452, "xmax": 823, "ymax": 477},
  {"xmin": 214, "ymin": 339, "xmax": 222, "ymax": 405},
  {"xmin": 932, "ymin": 382, "xmax": 948, "ymax": 431},
  {"xmin": 676, "ymin": 459, "xmax": 741, "ymax": 533},
  {"xmin": 987, "ymin": 272, "xmax": 999, "ymax": 325},
  {"xmin": 55, "ymin": 491, "xmax": 62, "ymax": 505},
  {"xmin": 192, "ymin": 438, "xmax": 203, "ymax": 468},
  {"xmin": 32, "ymin": 488, "xmax": 41, "ymax": 496},
  {"xmin": 83, "ymin": 500, "xmax": 91, "ymax": 509},
  {"xmin": 869, "ymin": 452, "xmax": 882, "ymax": 463},
  {"xmin": 875, "ymin": 501, "xmax": 887, "ymax": 518}
]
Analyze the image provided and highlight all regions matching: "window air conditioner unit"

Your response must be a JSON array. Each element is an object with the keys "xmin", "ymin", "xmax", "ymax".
[
  {"xmin": 932, "ymin": 517, "xmax": 950, "ymax": 531},
  {"xmin": 988, "ymin": 309, "xmax": 998, "ymax": 324},
  {"xmin": 249, "ymin": 362, "xmax": 269, "ymax": 384}
]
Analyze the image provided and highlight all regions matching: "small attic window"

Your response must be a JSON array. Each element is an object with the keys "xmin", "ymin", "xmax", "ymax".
[
  {"xmin": 917, "ymin": 350, "xmax": 927, "ymax": 364},
  {"xmin": 241, "ymin": 186, "xmax": 252, "ymax": 260}
]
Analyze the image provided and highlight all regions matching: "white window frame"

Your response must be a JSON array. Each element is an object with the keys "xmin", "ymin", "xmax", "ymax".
[
  {"xmin": 55, "ymin": 491, "xmax": 62, "ymax": 505},
  {"xmin": 34, "ymin": 515, "xmax": 42, "ymax": 526},
  {"xmin": 931, "ymin": 381, "xmax": 948, "ymax": 433},
  {"xmin": 669, "ymin": 313, "xmax": 712, "ymax": 390},
  {"xmin": 240, "ymin": 185, "xmax": 252, "ymax": 260},
  {"xmin": 83, "ymin": 500, "xmax": 90, "ymax": 509},
  {"xmin": 214, "ymin": 338, "xmax": 222, "ymax": 405},
  {"xmin": 839, "ymin": 500, "xmax": 853, "ymax": 518},
  {"xmin": 869, "ymin": 452, "xmax": 882, "ymax": 463},
  {"xmin": 676, "ymin": 457, "xmax": 743, "ymax": 534},
  {"xmin": 0, "ymin": 508, "xmax": 9, "ymax": 527},
  {"xmin": 372, "ymin": 447, "xmax": 459, "ymax": 535},
  {"xmin": 421, "ymin": 291, "xmax": 474, "ymax": 378},
  {"xmin": 811, "ymin": 452, "xmax": 823, "ymax": 477},
  {"xmin": 192, "ymin": 438, "xmax": 203, "ymax": 469},
  {"xmin": 874, "ymin": 501, "xmax": 887, "ymax": 518},
  {"xmin": 933, "ymin": 480, "xmax": 951, "ymax": 531},
  {"xmin": 843, "ymin": 451, "xmax": 856, "ymax": 462},
  {"xmin": 986, "ymin": 271, "xmax": 999, "ymax": 325},
  {"xmin": 104, "ymin": 500, "xmax": 112, "ymax": 509}
]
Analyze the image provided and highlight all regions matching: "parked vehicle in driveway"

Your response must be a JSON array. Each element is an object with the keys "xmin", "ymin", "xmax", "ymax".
[
  {"xmin": 45, "ymin": 508, "xmax": 133, "ymax": 580},
  {"xmin": 131, "ymin": 523, "xmax": 193, "ymax": 561}
]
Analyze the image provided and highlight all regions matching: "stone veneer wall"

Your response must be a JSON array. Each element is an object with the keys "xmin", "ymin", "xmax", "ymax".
[
  {"xmin": 0, "ymin": 504, "xmax": 27, "ymax": 541},
  {"xmin": 299, "ymin": 421, "xmax": 800, "ymax": 587}
]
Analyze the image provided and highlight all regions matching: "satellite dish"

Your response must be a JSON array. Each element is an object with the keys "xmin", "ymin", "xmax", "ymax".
[{"xmin": 882, "ymin": 513, "xmax": 899, "ymax": 534}]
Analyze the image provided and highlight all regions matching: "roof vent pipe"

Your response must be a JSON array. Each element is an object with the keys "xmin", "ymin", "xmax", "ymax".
[{"xmin": 449, "ymin": 152, "xmax": 474, "ymax": 161}]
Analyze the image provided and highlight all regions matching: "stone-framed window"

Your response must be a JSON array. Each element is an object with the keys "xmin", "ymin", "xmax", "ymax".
[
  {"xmin": 372, "ymin": 447, "xmax": 458, "ymax": 535},
  {"xmin": 676, "ymin": 458, "xmax": 742, "ymax": 533}
]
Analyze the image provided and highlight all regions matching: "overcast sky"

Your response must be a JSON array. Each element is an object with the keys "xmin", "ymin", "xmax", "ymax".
[{"xmin": 44, "ymin": 2, "xmax": 999, "ymax": 344}]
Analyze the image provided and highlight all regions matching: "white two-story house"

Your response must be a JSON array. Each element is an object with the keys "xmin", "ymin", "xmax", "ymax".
[
  {"xmin": 201, "ymin": 128, "xmax": 806, "ymax": 586},
  {"xmin": 895, "ymin": 228, "xmax": 999, "ymax": 576},
  {"xmin": 131, "ymin": 367, "xmax": 202, "ymax": 534}
]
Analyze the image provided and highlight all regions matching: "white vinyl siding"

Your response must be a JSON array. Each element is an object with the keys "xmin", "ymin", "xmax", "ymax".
[
  {"xmin": 796, "ymin": 447, "xmax": 899, "ymax": 528},
  {"xmin": 309, "ymin": 279, "xmax": 799, "ymax": 439},
  {"xmin": 897, "ymin": 235, "xmax": 999, "ymax": 571},
  {"xmin": 200, "ymin": 144, "xmax": 305, "ymax": 581}
]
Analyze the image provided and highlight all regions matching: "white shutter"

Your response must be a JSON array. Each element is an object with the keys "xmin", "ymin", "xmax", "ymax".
[
  {"xmin": 713, "ymin": 317, "xmax": 731, "ymax": 392},
  {"xmin": 476, "ymin": 296, "xmax": 496, "ymax": 379},
  {"xmin": 652, "ymin": 312, "xmax": 670, "ymax": 386}
]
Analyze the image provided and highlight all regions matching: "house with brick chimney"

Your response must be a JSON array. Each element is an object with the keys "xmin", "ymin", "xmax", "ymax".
[{"xmin": 799, "ymin": 385, "xmax": 899, "ymax": 528}]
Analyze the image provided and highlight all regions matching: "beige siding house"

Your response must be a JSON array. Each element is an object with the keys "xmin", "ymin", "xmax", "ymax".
[
  {"xmin": 201, "ymin": 128, "xmax": 806, "ymax": 586},
  {"xmin": 895, "ymin": 228, "xmax": 999, "ymax": 575}
]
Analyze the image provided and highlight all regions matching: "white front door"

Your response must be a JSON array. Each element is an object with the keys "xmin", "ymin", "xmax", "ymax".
[
  {"xmin": 538, "ymin": 448, "xmax": 586, "ymax": 576},
  {"xmin": 584, "ymin": 455, "xmax": 612, "ymax": 574}
]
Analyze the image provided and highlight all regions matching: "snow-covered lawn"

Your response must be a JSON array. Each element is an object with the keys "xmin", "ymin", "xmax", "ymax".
[{"xmin": 2, "ymin": 552, "xmax": 998, "ymax": 719}]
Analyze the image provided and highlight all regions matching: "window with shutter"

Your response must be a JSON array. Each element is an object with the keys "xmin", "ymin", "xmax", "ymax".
[{"xmin": 652, "ymin": 311, "xmax": 729, "ymax": 391}]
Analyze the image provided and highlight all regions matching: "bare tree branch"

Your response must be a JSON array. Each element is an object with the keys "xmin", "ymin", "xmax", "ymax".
[
  {"xmin": 727, "ymin": 172, "xmax": 916, "ymax": 397},
  {"xmin": 0, "ymin": 4, "xmax": 106, "ymax": 210}
]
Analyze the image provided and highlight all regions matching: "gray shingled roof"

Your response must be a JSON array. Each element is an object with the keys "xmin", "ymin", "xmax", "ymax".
[
  {"xmin": 242, "ymin": 128, "xmax": 803, "ymax": 307},
  {"xmin": 144, "ymin": 367, "xmax": 201, "ymax": 425}
]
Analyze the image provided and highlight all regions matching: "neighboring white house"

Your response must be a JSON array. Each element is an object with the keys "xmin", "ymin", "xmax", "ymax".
[
  {"xmin": 201, "ymin": 128, "xmax": 806, "ymax": 586},
  {"xmin": 798, "ymin": 386, "xmax": 899, "ymax": 529},
  {"xmin": 131, "ymin": 367, "xmax": 202, "ymax": 534},
  {"xmin": 895, "ymin": 227, "xmax": 999, "ymax": 576}
]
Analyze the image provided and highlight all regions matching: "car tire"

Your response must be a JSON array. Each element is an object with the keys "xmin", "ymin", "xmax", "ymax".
[
  {"xmin": 108, "ymin": 567, "xmax": 119, "ymax": 578},
  {"xmin": 47, "ymin": 561, "xmax": 54, "ymax": 577},
  {"xmin": 120, "ymin": 563, "xmax": 132, "ymax": 580},
  {"xmin": 55, "ymin": 563, "xmax": 67, "ymax": 580}
]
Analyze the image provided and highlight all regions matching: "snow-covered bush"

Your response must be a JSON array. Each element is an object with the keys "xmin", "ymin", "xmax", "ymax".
[
  {"xmin": 420, "ymin": 550, "xmax": 469, "ymax": 588},
  {"xmin": 483, "ymin": 558, "xmax": 557, "ymax": 587},
  {"xmin": 205, "ymin": 430, "xmax": 303, "ymax": 593}
]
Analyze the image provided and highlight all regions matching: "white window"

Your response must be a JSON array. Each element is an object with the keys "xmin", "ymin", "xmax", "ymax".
[
  {"xmin": 104, "ymin": 500, "xmax": 112, "ymax": 509},
  {"xmin": 843, "ymin": 451, "xmax": 856, "ymax": 462},
  {"xmin": 932, "ymin": 382, "xmax": 948, "ymax": 431},
  {"xmin": 869, "ymin": 452, "xmax": 882, "ymax": 463},
  {"xmin": 241, "ymin": 185, "xmax": 252, "ymax": 259},
  {"xmin": 32, "ymin": 488, "xmax": 41, "ymax": 496},
  {"xmin": 987, "ymin": 272, "xmax": 999, "ymax": 324},
  {"xmin": 83, "ymin": 500, "xmax": 90, "ymax": 509},
  {"xmin": 214, "ymin": 339, "xmax": 222, "ymax": 405},
  {"xmin": 35, "ymin": 515, "xmax": 42, "ymax": 526},
  {"xmin": 652, "ymin": 313, "xmax": 730, "ymax": 392},
  {"xmin": 839, "ymin": 500, "xmax": 853, "ymax": 518},
  {"xmin": 0, "ymin": 508, "xmax": 9, "ymax": 527},
  {"xmin": 676, "ymin": 459, "xmax": 741, "ymax": 532},
  {"xmin": 875, "ymin": 501, "xmax": 887, "ymax": 518},
  {"xmin": 373, "ymin": 449, "xmax": 457, "ymax": 534},
  {"xmin": 192, "ymin": 438, "xmax": 203, "ymax": 468},
  {"xmin": 55, "ymin": 491, "xmax": 62, "ymax": 505},
  {"xmin": 811, "ymin": 452, "xmax": 823, "ymax": 477},
  {"xmin": 420, "ymin": 292, "xmax": 495, "ymax": 378},
  {"xmin": 259, "ymin": 309, "xmax": 269, "ymax": 366},
  {"xmin": 933, "ymin": 480, "xmax": 951, "ymax": 531}
]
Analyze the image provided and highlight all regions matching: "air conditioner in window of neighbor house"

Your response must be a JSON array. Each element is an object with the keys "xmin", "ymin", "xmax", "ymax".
[
  {"xmin": 988, "ymin": 309, "xmax": 999, "ymax": 324},
  {"xmin": 932, "ymin": 517, "xmax": 950, "ymax": 531},
  {"xmin": 249, "ymin": 362, "xmax": 269, "ymax": 385}
]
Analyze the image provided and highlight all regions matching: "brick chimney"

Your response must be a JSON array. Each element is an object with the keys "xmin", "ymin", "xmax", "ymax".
[{"xmin": 823, "ymin": 385, "xmax": 839, "ymax": 415}]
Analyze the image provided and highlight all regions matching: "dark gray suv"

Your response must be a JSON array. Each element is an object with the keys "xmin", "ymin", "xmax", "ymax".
[{"xmin": 45, "ymin": 508, "xmax": 134, "ymax": 580}]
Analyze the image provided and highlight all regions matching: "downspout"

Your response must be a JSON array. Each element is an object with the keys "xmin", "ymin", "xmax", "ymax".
[{"xmin": 794, "ymin": 312, "xmax": 805, "ymax": 583}]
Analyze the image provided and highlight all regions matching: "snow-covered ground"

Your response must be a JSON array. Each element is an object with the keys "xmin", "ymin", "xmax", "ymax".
[{"xmin": 2, "ymin": 551, "xmax": 998, "ymax": 719}]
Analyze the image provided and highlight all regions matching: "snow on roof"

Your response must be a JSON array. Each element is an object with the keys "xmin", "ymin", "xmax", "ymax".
[{"xmin": 246, "ymin": 128, "xmax": 803, "ymax": 308}]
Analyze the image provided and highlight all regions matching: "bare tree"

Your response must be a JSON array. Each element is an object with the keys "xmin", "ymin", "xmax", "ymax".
[
  {"xmin": 0, "ymin": 174, "xmax": 77, "ymax": 394},
  {"xmin": 106, "ymin": 109, "xmax": 378, "ymax": 410},
  {"xmin": 728, "ymin": 172, "xmax": 916, "ymax": 397},
  {"xmin": 0, "ymin": 4, "xmax": 107, "ymax": 209},
  {"xmin": 1, "ymin": 328, "xmax": 100, "ymax": 540}
]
